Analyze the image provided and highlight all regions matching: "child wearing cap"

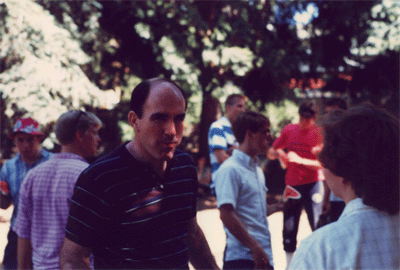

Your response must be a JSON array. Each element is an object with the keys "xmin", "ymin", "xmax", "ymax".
[{"xmin": 0, "ymin": 117, "xmax": 53, "ymax": 269}]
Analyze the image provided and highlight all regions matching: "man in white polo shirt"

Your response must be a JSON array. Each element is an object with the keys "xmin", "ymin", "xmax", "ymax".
[{"xmin": 215, "ymin": 111, "xmax": 274, "ymax": 269}]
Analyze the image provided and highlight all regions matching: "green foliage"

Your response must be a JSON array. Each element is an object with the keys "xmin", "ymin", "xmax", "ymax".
[
  {"xmin": 265, "ymin": 99, "xmax": 299, "ymax": 138},
  {"xmin": 1, "ymin": 0, "xmax": 398, "ymax": 157}
]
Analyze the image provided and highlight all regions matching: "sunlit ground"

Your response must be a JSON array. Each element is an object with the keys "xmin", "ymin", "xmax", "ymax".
[{"xmin": 0, "ymin": 205, "xmax": 312, "ymax": 270}]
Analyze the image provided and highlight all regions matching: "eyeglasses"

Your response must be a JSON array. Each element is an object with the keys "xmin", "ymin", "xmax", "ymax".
[{"xmin": 72, "ymin": 111, "xmax": 88, "ymax": 134}]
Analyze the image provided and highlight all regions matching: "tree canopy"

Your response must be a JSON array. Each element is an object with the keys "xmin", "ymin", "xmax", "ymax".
[{"xmin": 1, "ymin": 0, "xmax": 398, "ymax": 158}]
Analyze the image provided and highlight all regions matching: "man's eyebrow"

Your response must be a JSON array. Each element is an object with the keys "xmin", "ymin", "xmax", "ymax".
[
  {"xmin": 149, "ymin": 112, "xmax": 186, "ymax": 120},
  {"xmin": 149, "ymin": 112, "xmax": 169, "ymax": 120}
]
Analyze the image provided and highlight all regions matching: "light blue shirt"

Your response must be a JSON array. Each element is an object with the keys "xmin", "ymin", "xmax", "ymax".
[
  {"xmin": 215, "ymin": 149, "xmax": 273, "ymax": 265},
  {"xmin": 0, "ymin": 149, "xmax": 53, "ymax": 227},
  {"xmin": 289, "ymin": 198, "xmax": 399, "ymax": 270},
  {"xmin": 208, "ymin": 116, "xmax": 237, "ymax": 188}
]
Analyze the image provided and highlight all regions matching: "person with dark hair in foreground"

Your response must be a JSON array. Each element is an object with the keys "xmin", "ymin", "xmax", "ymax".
[
  {"xmin": 215, "ymin": 111, "xmax": 274, "ymax": 270},
  {"xmin": 289, "ymin": 104, "xmax": 399, "ymax": 269},
  {"xmin": 60, "ymin": 78, "xmax": 219, "ymax": 269}
]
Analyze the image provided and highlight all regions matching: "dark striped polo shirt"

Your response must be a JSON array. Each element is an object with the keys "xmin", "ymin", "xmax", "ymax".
[{"xmin": 65, "ymin": 142, "xmax": 198, "ymax": 269}]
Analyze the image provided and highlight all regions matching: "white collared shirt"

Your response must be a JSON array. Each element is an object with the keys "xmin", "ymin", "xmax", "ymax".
[
  {"xmin": 215, "ymin": 149, "xmax": 273, "ymax": 265},
  {"xmin": 289, "ymin": 198, "xmax": 399, "ymax": 269}
]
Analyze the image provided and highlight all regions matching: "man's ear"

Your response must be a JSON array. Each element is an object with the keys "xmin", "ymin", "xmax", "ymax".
[
  {"xmin": 245, "ymin": 129, "xmax": 253, "ymax": 141},
  {"xmin": 75, "ymin": 130, "xmax": 84, "ymax": 143},
  {"xmin": 128, "ymin": 111, "xmax": 139, "ymax": 133}
]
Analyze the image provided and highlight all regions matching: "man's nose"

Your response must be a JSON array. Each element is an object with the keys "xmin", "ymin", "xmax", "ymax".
[
  {"xmin": 21, "ymin": 140, "xmax": 30, "ymax": 149},
  {"xmin": 164, "ymin": 120, "xmax": 176, "ymax": 135}
]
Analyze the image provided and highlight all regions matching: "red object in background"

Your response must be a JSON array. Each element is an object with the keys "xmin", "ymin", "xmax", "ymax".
[
  {"xmin": 283, "ymin": 185, "xmax": 301, "ymax": 201},
  {"xmin": 0, "ymin": 181, "xmax": 10, "ymax": 195}
]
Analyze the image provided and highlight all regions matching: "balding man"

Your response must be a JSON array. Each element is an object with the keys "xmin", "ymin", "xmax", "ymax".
[{"xmin": 60, "ymin": 78, "xmax": 219, "ymax": 269}]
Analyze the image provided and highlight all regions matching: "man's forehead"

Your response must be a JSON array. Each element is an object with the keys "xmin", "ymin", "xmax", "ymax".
[
  {"xmin": 231, "ymin": 98, "xmax": 246, "ymax": 106},
  {"xmin": 150, "ymin": 81, "xmax": 180, "ymax": 94},
  {"xmin": 146, "ymin": 81, "xmax": 185, "ymax": 106}
]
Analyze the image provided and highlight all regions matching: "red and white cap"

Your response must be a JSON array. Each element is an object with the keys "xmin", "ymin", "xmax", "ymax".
[{"xmin": 9, "ymin": 117, "xmax": 44, "ymax": 138}]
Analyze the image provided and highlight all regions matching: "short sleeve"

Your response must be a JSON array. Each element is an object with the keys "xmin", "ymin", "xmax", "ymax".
[
  {"xmin": 215, "ymin": 164, "xmax": 240, "ymax": 209},
  {"xmin": 273, "ymin": 125, "xmax": 289, "ymax": 150},
  {"xmin": 209, "ymin": 125, "xmax": 228, "ymax": 152},
  {"xmin": 13, "ymin": 170, "xmax": 34, "ymax": 238},
  {"xmin": 65, "ymin": 170, "xmax": 111, "ymax": 248},
  {"xmin": 0, "ymin": 162, "xmax": 9, "ymax": 185}
]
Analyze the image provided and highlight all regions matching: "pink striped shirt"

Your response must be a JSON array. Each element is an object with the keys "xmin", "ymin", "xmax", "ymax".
[{"xmin": 14, "ymin": 153, "xmax": 89, "ymax": 269}]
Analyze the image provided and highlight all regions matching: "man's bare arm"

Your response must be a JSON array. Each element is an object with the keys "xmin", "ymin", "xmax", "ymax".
[
  {"xmin": 186, "ymin": 217, "xmax": 220, "ymax": 270},
  {"xmin": 287, "ymin": 151, "xmax": 322, "ymax": 170},
  {"xmin": 213, "ymin": 149, "xmax": 231, "ymax": 164},
  {"xmin": 59, "ymin": 238, "xmax": 91, "ymax": 269},
  {"xmin": 268, "ymin": 147, "xmax": 288, "ymax": 169},
  {"xmin": 219, "ymin": 204, "xmax": 272, "ymax": 269},
  {"xmin": 18, "ymin": 237, "xmax": 32, "ymax": 269}
]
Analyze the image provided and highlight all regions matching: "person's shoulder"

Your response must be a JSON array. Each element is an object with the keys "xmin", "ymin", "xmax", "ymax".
[
  {"xmin": 210, "ymin": 116, "xmax": 229, "ymax": 129},
  {"xmin": 214, "ymin": 156, "xmax": 237, "ymax": 175},
  {"xmin": 291, "ymin": 223, "xmax": 336, "ymax": 259},
  {"xmin": 284, "ymin": 123, "xmax": 299, "ymax": 131},
  {"xmin": 94, "ymin": 142, "xmax": 131, "ymax": 164},
  {"xmin": 173, "ymin": 149, "xmax": 196, "ymax": 166},
  {"xmin": 80, "ymin": 144, "xmax": 130, "ymax": 180},
  {"xmin": 0, "ymin": 155, "xmax": 21, "ymax": 175},
  {"xmin": 20, "ymin": 160, "xmax": 52, "ymax": 186},
  {"xmin": 41, "ymin": 148, "xmax": 53, "ymax": 156},
  {"xmin": 3, "ymin": 154, "xmax": 20, "ymax": 165}
]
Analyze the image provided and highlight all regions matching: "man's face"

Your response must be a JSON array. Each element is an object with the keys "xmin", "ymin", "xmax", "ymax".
[
  {"xmin": 252, "ymin": 125, "xmax": 272, "ymax": 155},
  {"xmin": 227, "ymin": 98, "xmax": 246, "ymax": 122},
  {"xmin": 79, "ymin": 125, "xmax": 101, "ymax": 158},
  {"xmin": 299, "ymin": 116, "xmax": 315, "ymax": 129},
  {"xmin": 132, "ymin": 82, "xmax": 186, "ymax": 162},
  {"xmin": 14, "ymin": 133, "xmax": 42, "ymax": 161}
]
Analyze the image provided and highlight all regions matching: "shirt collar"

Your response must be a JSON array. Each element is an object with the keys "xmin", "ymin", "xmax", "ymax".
[
  {"xmin": 53, "ymin": 153, "xmax": 88, "ymax": 163},
  {"xmin": 231, "ymin": 149, "xmax": 259, "ymax": 168},
  {"xmin": 339, "ymin": 197, "xmax": 372, "ymax": 220}
]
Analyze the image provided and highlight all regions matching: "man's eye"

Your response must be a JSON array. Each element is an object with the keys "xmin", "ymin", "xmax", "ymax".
[{"xmin": 175, "ymin": 116, "xmax": 185, "ymax": 123}]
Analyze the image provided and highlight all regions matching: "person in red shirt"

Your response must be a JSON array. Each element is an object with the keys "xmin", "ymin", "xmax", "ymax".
[{"xmin": 267, "ymin": 102, "xmax": 323, "ymax": 268}]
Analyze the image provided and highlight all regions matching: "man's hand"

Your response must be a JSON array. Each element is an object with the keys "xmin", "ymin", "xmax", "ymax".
[
  {"xmin": 59, "ymin": 238, "xmax": 91, "ymax": 269},
  {"xmin": 311, "ymin": 144, "xmax": 323, "ymax": 155},
  {"xmin": 251, "ymin": 243, "xmax": 273, "ymax": 269},
  {"xmin": 186, "ymin": 217, "xmax": 220, "ymax": 270},
  {"xmin": 287, "ymin": 151, "xmax": 303, "ymax": 164},
  {"xmin": 220, "ymin": 204, "xmax": 272, "ymax": 269}
]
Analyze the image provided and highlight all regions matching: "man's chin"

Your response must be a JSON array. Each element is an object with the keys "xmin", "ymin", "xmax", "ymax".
[{"xmin": 159, "ymin": 150, "xmax": 176, "ymax": 161}]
